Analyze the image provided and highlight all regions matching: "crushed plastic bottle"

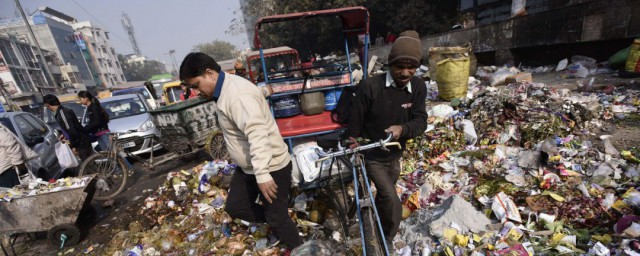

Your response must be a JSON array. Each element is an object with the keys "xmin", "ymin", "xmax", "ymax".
[{"xmin": 127, "ymin": 244, "xmax": 143, "ymax": 256}]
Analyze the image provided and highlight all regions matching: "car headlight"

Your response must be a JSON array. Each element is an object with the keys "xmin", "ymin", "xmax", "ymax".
[{"xmin": 138, "ymin": 120, "xmax": 155, "ymax": 132}]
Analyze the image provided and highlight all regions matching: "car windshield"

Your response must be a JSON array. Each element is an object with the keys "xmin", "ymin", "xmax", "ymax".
[
  {"xmin": 113, "ymin": 88, "xmax": 151, "ymax": 100},
  {"xmin": 101, "ymin": 97, "xmax": 148, "ymax": 119},
  {"xmin": 42, "ymin": 102, "xmax": 85, "ymax": 125},
  {"xmin": 0, "ymin": 118, "xmax": 17, "ymax": 135},
  {"xmin": 153, "ymin": 83, "xmax": 163, "ymax": 99},
  {"xmin": 166, "ymin": 87, "xmax": 183, "ymax": 103}
]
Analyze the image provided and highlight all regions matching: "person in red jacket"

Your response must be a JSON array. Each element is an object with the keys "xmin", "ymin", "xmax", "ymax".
[
  {"xmin": 385, "ymin": 31, "xmax": 397, "ymax": 45},
  {"xmin": 180, "ymin": 82, "xmax": 199, "ymax": 101}
]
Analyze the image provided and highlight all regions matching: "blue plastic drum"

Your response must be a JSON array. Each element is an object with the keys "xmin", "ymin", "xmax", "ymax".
[{"xmin": 272, "ymin": 95, "xmax": 301, "ymax": 118}]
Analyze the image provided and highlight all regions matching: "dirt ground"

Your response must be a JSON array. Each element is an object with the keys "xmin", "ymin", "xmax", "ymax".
[{"xmin": 6, "ymin": 71, "xmax": 640, "ymax": 256}]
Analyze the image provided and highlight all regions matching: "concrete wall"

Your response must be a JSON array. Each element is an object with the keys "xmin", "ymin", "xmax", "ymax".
[{"xmin": 370, "ymin": 0, "xmax": 639, "ymax": 66}]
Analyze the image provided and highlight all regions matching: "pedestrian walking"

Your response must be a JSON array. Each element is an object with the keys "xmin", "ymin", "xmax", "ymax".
[
  {"xmin": 347, "ymin": 30, "xmax": 428, "ymax": 248},
  {"xmin": 43, "ymin": 94, "xmax": 93, "ymax": 162},
  {"xmin": 180, "ymin": 52, "xmax": 302, "ymax": 252}
]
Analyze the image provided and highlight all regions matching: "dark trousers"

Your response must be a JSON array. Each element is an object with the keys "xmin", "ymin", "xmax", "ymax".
[
  {"xmin": 365, "ymin": 159, "xmax": 402, "ymax": 241},
  {"xmin": 76, "ymin": 140, "xmax": 94, "ymax": 163},
  {"xmin": 0, "ymin": 168, "xmax": 19, "ymax": 188},
  {"xmin": 224, "ymin": 162, "xmax": 303, "ymax": 249}
]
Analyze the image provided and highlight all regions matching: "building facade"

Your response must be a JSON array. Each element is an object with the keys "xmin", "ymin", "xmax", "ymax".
[
  {"xmin": 0, "ymin": 36, "xmax": 53, "ymax": 112},
  {"xmin": 0, "ymin": 8, "xmax": 97, "ymax": 92},
  {"xmin": 72, "ymin": 21, "xmax": 126, "ymax": 88}
]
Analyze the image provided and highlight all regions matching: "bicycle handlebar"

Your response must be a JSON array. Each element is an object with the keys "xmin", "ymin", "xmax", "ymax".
[{"xmin": 314, "ymin": 133, "xmax": 401, "ymax": 163}]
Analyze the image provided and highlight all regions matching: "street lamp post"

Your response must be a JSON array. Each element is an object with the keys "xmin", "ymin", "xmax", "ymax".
[{"xmin": 168, "ymin": 50, "xmax": 178, "ymax": 75}]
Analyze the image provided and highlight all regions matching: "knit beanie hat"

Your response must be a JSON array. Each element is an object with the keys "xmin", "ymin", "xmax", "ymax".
[{"xmin": 388, "ymin": 30, "xmax": 422, "ymax": 66}]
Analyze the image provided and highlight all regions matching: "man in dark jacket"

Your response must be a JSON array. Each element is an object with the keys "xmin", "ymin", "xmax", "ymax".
[
  {"xmin": 347, "ymin": 30, "xmax": 428, "ymax": 247},
  {"xmin": 43, "ymin": 94, "xmax": 93, "ymax": 162}
]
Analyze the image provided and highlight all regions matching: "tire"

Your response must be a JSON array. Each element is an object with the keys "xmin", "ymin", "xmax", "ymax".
[
  {"xmin": 205, "ymin": 131, "xmax": 229, "ymax": 160},
  {"xmin": 357, "ymin": 170, "xmax": 386, "ymax": 256},
  {"xmin": 78, "ymin": 151, "xmax": 128, "ymax": 201},
  {"xmin": 361, "ymin": 206, "xmax": 386, "ymax": 256},
  {"xmin": 325, "ymin": 186, "xmax": 351, "ymax": 238},
  {"xmin": 47, "ymin": 224, "xmax": 80, "ymax": 248}
]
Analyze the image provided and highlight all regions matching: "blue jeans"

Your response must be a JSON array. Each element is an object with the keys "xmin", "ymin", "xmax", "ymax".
[{"xmin": 97, "ymin": 134, "xmax": 133, "ymax": 169}]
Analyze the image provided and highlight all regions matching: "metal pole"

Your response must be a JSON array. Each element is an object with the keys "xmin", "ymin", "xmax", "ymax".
[
  {"xmin": 14, "ymin": 0, "xmax": 57, "ymax": 94},
  {"xmin": 169, "ymin": 50, "xmax": 178, "ymax": 75}
]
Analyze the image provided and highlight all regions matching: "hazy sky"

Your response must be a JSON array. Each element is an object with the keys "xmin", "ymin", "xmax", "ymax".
[{"xmin": 0, "ymin": 0, "xmax": 249, "ymax": 72}]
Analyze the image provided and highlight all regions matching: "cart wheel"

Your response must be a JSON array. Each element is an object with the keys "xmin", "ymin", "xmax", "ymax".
[
  {"xmin": 205, "ymin": 131, "xmax": 229, "ymax": 160},
  {"xmin": 47, "ymin": 224, "xmax": 80, "ymax": 248}
]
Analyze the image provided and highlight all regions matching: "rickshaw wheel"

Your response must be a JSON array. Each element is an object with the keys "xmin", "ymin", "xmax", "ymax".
[
  {"xmin": 47, "ymin": 224, "xmax": 80, "ymax": 248},
  {"xmin": 205, "ymin": 131, "xmax": 229, "ymax": 160}
]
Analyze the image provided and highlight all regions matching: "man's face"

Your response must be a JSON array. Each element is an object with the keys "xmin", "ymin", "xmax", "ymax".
[
  {"xmin": 390, "ymin": 62, "xmax": 417, "ymax": 87},
  {"xmin": 184, "ymin": 69, "xmax": 218, "ymax": 98},
  {"xmin": 44, "ymin": 103, "xmax": 54, "ymax": 112}
]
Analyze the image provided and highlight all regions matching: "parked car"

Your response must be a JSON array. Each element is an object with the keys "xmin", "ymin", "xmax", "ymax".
[
  {"xmin": 84, "ymin": 94, "xmax": 162, "ymax": 155},
  {"xmin": 112, "ymin": 86, "xmax": 159, "ymax": 109},
  {"xmin": 0, "ymin": 111, "xmax": 69, "ymax": 179}
]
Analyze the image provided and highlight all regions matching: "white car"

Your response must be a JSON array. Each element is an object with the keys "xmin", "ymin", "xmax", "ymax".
[{"xmin": 83, "ymin": 94, "xmax": 162, "ymax": 155}]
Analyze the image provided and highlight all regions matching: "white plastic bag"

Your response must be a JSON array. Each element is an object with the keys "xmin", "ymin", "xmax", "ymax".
[
  {"xmin": 55, "ymin": 142, "xmax": 79, "ymax": 170},
  {"xmin": 293, "ymin": 142, "xmax": 332, "ymax": 183},
  {"xmin": 490, "ymin": 67, "xmax": 519, "ymax": 86}
]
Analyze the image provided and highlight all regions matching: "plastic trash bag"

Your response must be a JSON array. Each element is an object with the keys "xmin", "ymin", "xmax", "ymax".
[
  {"xmin": 293, "ymin": 142, "xmax": 333, "ymax": 183},
  {"xmin": 490, "ymin": 67, "xmax": 519, "ymax": 86},
  {"xmin": 455, "ymin": 119, "xmax": 478, "ymax": 145},
  {"xmin": 556, "ymin": 58, "xmax": 568, "ymax": 71},
  {"xmin": 55, "ymin": 142, "xmax": 79, "ymax": 170},
  {"xmin": 290, "ymin": 240, "xmax": 336, "ymax": 256}
]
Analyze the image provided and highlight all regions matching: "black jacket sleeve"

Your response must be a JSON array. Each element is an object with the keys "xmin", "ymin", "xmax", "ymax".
[
  {"xmin": 400, "ymin": 77, "xmax": 428, "ymax": 139},
  {"xmin": 84, "ymin": 103, "xmax": 102, "ymax": 133},
  {"xmin": 346, "ymin": 80, "xmax": 369, "ymax": 139},
  {"xmin": 58, "ymin": 108, "xmax": 84, "ymax": 148}
]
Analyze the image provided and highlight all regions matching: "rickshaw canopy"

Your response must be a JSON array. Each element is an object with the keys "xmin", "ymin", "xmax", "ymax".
[{"xmin": 253, "ymin": 6, "xmax": 370, "ymax": 49}]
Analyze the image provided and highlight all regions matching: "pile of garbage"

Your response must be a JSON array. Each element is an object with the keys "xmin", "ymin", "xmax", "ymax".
[
  {"xmin": 468, "ymin": 82, "xmax": 603, "ymax": 147},
  {"xmin": 95, "ymin": 72, "xmax": 640, "ymax": 255},
  {"xmin": 0, "ymin": 176, "xmax": 93, "ymax": 201},
  {"xmin": 101, "ymin": 160, "xmax": 272, "ymax": 255},
  {"xmin": 101, "ymin": 160, "xmax": 347, "ymax": 256},
  {"xmin": 393, "ymin": 81, "xmax": 640, "ymax": 255}
]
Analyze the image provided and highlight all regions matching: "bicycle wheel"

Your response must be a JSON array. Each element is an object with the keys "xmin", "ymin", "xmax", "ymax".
[
  {"xmin": 361, "ymin": 206, "xmax": 386, "ymax": 256},
  {"xmin": 79, "ymin": 151, "xmax": 128, "ymax": 201},
  {"xmin": 356, "ymin": 171, "xmax": 386, "ymax": 256},
  {"xmin": 324, "ymin": 186, "xmax": 351, "ymax": 237},
  {"xmin": 205, "ymin": 131, "xmax": 230, "ymax": 160}
]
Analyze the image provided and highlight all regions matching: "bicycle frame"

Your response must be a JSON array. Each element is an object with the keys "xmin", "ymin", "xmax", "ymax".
[
  {"xmin": 314, "ymin": 134, "xmax": 400, "ymax": 255},
  {"xmin": 106, "ymin": 132, "xmax": 180, "ymax": 172}
]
